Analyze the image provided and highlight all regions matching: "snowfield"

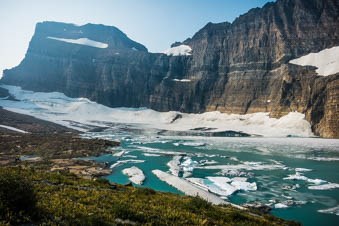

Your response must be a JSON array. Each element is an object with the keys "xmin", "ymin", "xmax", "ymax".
[
  {"xmin": 289, "ymin": 46, "xmax": 339, "ymax": 76},
  {"xmin": 0, "ymin": 85, "xmax": 314, "ymax": 137},
  {"xmin": 47, "ymin": 37, "xmax": 108, "ymax": 48},
  {"xmin": 0, "ymin": 124, "xmax": 28, "ymax": 133}
]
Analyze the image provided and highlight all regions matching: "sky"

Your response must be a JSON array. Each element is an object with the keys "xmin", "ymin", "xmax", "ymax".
[{"xmin": 0, "ymin": 0, "xmax": 273, "ymax": 77}]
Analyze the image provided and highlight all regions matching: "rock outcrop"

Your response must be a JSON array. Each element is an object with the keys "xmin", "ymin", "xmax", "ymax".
[{"xmin": 2, "ymin": 0, "xmax": 338, "ymax": 138}]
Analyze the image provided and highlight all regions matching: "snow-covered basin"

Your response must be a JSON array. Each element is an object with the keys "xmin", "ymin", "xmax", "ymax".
[{"xmin": 0, "ymin": 85, "xmax": 314, "ymax": 137}]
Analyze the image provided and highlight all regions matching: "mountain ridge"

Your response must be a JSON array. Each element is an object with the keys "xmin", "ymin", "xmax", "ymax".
[{"xmin": 1, "ymin": 0, "xmax": 338, "ymax": 138}]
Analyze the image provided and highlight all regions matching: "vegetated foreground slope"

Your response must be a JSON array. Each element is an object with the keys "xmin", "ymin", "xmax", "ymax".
[{"xmin": 0, "ymin": 167, "xmax": 299, "ymax": 225}]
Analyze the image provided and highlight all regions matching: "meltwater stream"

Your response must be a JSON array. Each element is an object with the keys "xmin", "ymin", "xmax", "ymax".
[{"xmin": 83, "ymin": 127, "xmax": 339, "ymax": 226}]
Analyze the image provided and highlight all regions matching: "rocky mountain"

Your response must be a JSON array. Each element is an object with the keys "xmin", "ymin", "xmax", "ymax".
[{"xmin": 1, "ymin": 0, "xmax": 338, "ymax": 138}]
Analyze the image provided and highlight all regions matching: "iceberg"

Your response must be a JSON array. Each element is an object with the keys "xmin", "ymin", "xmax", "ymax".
[
  {"xmin": 122, "ymin": 166, "xmax": 145, "ymax": 185},
  {"xmin": 167, "ymin": 156, "xmax": 182, "ymax": 176}
]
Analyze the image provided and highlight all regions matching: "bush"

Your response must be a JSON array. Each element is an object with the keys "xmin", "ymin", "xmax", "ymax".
[{"xmin": 0, "ymin": 168, "xmax": 37, "ymax": 224}]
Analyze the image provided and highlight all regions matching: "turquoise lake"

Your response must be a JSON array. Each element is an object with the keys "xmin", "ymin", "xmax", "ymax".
[{"xmin": 82, "ymin": 126, "xmax": 339, "ymax": 226}]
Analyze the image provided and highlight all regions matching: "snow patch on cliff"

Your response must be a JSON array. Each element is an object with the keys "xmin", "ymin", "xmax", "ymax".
[
  {"xmin": 289, "ymin": 46, "xmax": 339, "ymax": 76},
  {"xmin": 163, "ymin": 45, "xmax": 192, "ymax": 56},
  {"xmin": 47, "ymin": 37, "xmax": 108, "ymax": 49}
]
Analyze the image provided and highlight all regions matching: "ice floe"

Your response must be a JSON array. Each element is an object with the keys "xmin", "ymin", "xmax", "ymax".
[
  {"xmin": 163, "ymin": 45, "xmax": 192, "ymax": 56},
  {"xmin": 47, "ymin": 37, "xmax": 108, "ymax": 48},
  {"xmin": 0, "ymin": 124, "xmax": 28, "ymax": 133},
  {"xmin": 308, "ymin": 183, "xmax": 339, "ymax": 190},
  {"xmin": 283, "ymin": 172, "xmax": 326, "ymax": 185},
  {"xmin": 122, "ymin": 166, "xmax": 145, "ymax": 185},
  {"xmin": 152, "ymin": 169, "xmax": 231, "ymax": 206},
  {"xmin": 113, "ymin": 150, "xmax": 125, "ymax": 157},
  {"xmin": 318, "ymin": 205, "xmax": 339, "ymax": 216},
  {"xmin": 295, "ymin": 168, "xmax": 312, "ymax": 172},
  {"xmin": 187, "ymin": 176, "xmax": 256, "ymax": 197},
  {"xmin": 143, "ymin": 153, "xmax": 161, "ymax": 157},
  {"xmin": 231, "ymin": 181, "xmax": 257, "ymax": 191},
  {"xmin": 180, "ymin": 157, "xmax": 198, "ymax": 178},
  {"xmin": 274, "ymin": 203, "xmax": 289, "ymax": 209},
  {"xmin": 172, "ymin": 79, "xmax": 192, "ymax": 82},
  {"xmin": 289, "ymin": 46, "xmax": 339, "ymax": 76},
  {"xmin": 110, "ymin": 159, "xmax": 145, "ymax": 169},
  {"xmin": 198, "ymin": 161, "xmax": 286, "ymax": 171},
  {"xmin": 307, "ymin": 157, "xmax": 339, "ymax": 161},
  {"xmin": 167, "ymin": 156, "xmax": 182, "ymax": 176}
]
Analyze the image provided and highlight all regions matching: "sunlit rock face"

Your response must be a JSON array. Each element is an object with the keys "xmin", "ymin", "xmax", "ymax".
[{"xmin": 2, "ymin": 0, "xmax": 338, "ymax": 138}]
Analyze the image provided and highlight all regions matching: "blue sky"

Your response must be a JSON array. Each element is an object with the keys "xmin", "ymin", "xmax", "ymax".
[{"xmin": 0, "ymin": 0, "xmax": 273, "ymax": 77}]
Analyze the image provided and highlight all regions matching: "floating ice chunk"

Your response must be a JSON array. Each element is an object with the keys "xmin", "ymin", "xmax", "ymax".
[
  {"xmin": 185, "ymin": 178, "xmax": 209, "ymax": 191},
  {"xmin": 152, "ymin": 170, "xmax": 232, "ymax": 206},
  {"xmin": 307, "ymin": 157, "xmax": 339, "ymax": 161},
  {"xmin": 231, "ymin": 177, "xmax": 248, "ymax": 182},
  {"xmin": 181, "ymin": 142, "xmax": 206, "ymax": 147},
  {"xmin": 207, "ymin": 177, "xmax": 231, "ymax": 184},
  {"xmin": 117, "ymin": 159, "xmax": 145, "ymax": 164},
  {"xmin": 186, "ymin": 177, "xmax": 235, "ymax": 197},
  {"xmin": 163, "ymin": 45, "xmax": 192, "ymax": 56},
  {"xmin": 136, "ymin": 146, "xmax": 186, "ymax": 156},
  {"xmin": 0, "ymin": 124, "xmax": 29, "ymax": 133},
  {"xmin": 205, "ymin": 177, "xmax": 238, "ymax": 196},
  {"xmin": 283, "ymin": 172, "xmax": 326, "ymax": 185},
  {"xmin": 318, "ymin": 205, "xmax": 339, "ymax": 215},
  {"xmin": 308, "ymin": 183, "xmax": 339, "ymax": 190},
  {"xmin": 113, "ymin": 150, "xmax": 125, "ymax": 157},
  {"xmin": 199, "ymin": 161, "xmax": 285, "ymax": 171},
  {"xmin": 295, "ymin": 168, "xmax": 312, "ymax": 172},
  {"xmin": 289, "ymin": 46, "xmax": 339, "ymax": 76},
  {"xmin": 110, "ymin": 162, "xmax": 121, "ymax": 169},
  {"xmin": 122, "ymin": 166, "xmax": 145, "ymax": 185},
  {"xmin": 143, "ymin": 153, "xmax": 161, "ymax": 157},
  {"xmin": 167, "ymin": 156, "xmax": 182, "ymax": 176},
  {"xmin": 274, "ymin": 203, "xmax": 289, "ymax": 209},
  {"xmin": 199, "ymin": 160, "xmax": 218, "ymax": 166},
  {"xmin": 231, "ymin": 181, "xmax": 257, "ymax": 191},
  {"xmin": 124, "ymin": 155, "xmax": 137, "ymax": 158},
  {"xmin": 172, "ymin": 79, "xmax": 192, "ymax": 82},
  {"xmin": 47, "ymin": 37, "xmax": 108, "ymax": 48},
  {"xmin": 181, "ymin": 157, "xmax": 198, "ymax": 178}
]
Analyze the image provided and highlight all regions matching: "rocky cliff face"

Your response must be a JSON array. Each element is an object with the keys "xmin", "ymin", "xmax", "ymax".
[{"xmin": 2, "ymin": 0, "xmax": 339, "ymax": 138}]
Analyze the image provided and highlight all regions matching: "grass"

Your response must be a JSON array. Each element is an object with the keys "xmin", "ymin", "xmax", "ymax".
[{"xmin": 0, "ymin": 166, "xmax": 300, "ymax": 226}]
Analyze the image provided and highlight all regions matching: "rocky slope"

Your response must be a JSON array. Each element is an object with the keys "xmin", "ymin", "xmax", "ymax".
[{"xmin": 1, "ymin": 0, "xmax": 338, "ymax": 138}]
